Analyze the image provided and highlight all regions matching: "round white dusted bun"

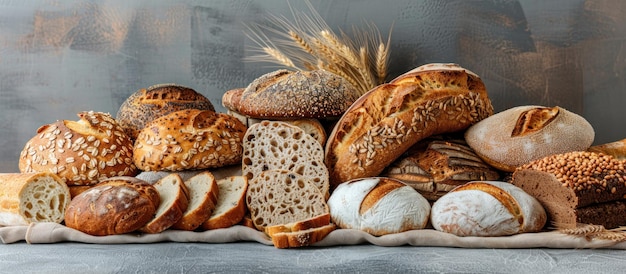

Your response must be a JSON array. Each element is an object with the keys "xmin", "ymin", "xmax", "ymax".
[
  {"xmin": 464, "ymin": 105, "xmax": 594, "ymax": 172},
  {"xmin": 431, "ymin": 180, "xmax": 546, "ymax": 237},
  {"xmin": 327, "ymin": 177, "xmax": 430, "ymax": 236}
]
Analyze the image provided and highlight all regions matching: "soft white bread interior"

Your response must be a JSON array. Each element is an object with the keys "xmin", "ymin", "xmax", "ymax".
[
  {"xmin": 172, "ymin": 171, "xmax": 219, "ymax": 231},
  {"xmin": 140, "ymin": 173, "xmax": 190, "ymax": 234},
  {"xmin": 201, "ymin": 176, "xmax": 248, "ymax": 230}
]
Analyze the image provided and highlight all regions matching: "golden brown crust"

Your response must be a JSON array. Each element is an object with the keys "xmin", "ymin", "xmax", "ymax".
[
  {"xmin": 325, "ymin": 64, "xmax": 493, "ymax": 189},
  {"xmin": 359, "ymin": 179, "xmax": 404, "ymax": 215},
  {"xmin": 19, "ymin": 111, "xmax": 137, "ymax": 186},
  {"xmin": 264, "ymin": 213, "xmax": 331, "ymax": 238},
  {"xmin": 116, "ymin": 83, "xmax": 215, "ymax": 139},
  {"xmin": 221, "ymin": 88, "xmax": 244, "ymax": 112},
  {"xmin": 270, "ymin": 223, "xmax": 336, "ymax": 249},
  {"xmin": 133, "ymin": 109, "xmax": 247, "ymax": 172},
  {"xmin": 588, "ymin": 138, "xmax": 626, "ymax": 161}
]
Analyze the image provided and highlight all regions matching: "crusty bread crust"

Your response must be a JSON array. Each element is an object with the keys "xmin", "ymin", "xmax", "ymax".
[
  {"xmin": 264, "ymin": 213, "xmax": 331, "ymax": 238},
  {"xmin": 270, "ymin": 223, "xmax": 336, "ymax": 249},
  {"xmin": 325, "ymin": 63, "xmax": 493, "ymax": 189}
]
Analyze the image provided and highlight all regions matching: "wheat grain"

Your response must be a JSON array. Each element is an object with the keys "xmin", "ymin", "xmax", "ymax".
[{"xmin": 262, "ymin": 47, "xmax": 296, "ymax": 68}]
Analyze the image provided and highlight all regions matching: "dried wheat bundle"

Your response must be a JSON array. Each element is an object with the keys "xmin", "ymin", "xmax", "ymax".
[
  {"xmin": 244, "ymin": 2, "xmax": 391, "ymax": 95},
  {"xmin": 558, "ymin": 223, "xmax": 626, "ymax": 242}
]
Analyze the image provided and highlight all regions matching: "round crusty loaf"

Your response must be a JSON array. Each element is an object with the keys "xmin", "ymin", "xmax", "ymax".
[
  {"xmin": 140, "ymin": 173, "xmax": 190, "ymax": 234},
  {"xmin": 232, "ymin": 69, "xmax": 360, "ymax": 119},
  {"xmin": 327, "ymin": 177, "xmax": 431, "ymax": 236},
  {"xmin": 19, "ymin": 111, "xmax": 137, "ymax": 186},
  {"xmin": 116, "ymin": 83, "xmax": 215, "ymax": 140},
  {"xmin": 464, "ymin": 105, "xmax": 595, "ymax": 172},
  {"xmin": 64, "ymin": 176, "xmax": 160, "ymax": 236},
  {"xmin": 133, "ymin": 109, "xmax": 247, "ymax": 172},
  {"xmin": 325, "ymin": 63, "xmax": 494, "ymax": 189},
  {"xmin": 0, "ymin": 172, "xmax": 70, "ymax": 226},
  {"xmin": 430, "ymin": 180, "xmax": 546, "ymax": 237}
]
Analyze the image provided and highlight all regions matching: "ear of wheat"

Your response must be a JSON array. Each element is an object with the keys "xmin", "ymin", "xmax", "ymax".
[{"xmin": 243, "ymin": 1, "xmax": 392, "ymax": 95}]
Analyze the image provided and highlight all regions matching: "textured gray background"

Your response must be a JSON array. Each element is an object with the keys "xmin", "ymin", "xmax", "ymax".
[{"xmin": 1, "ymin": 0, "xmax": 625, "ymax": 173}]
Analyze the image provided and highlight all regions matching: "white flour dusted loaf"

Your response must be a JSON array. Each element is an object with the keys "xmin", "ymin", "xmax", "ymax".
[
  {"xmin": 0, "ymin": 173, "xmax": 70, "ymax": 226},
  {"xmin": 431, "ymin": 181, "xmax": 546, "ymax": 237},
  {"xmin": 172, "ymin": 171, "xmax": 219, "ymax": 231},
  {"xmin": 201, "ymin": 176, "xmax": 248, "ymax": 230},
  {"xmin": 140, "ymin": 174, "xmax": 190, "ymax": 234},
  {"xmin": 242, "ymin": 120, "xmax": 330, "ymax": 199},
  {"xmin": 327, "ymin": 177, "xmax": 431, "ymax": 236}
]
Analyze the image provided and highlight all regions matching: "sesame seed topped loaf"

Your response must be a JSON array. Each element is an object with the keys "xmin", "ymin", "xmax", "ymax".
[
  {"xmin": 133, "ymin": 109, "xmax": 247, "ymax": 172},
  {"xmin": 19, "ymin": 111, "xmax": 137, "ymax": 186},
  {"xmin": 116, "ymin": 83, "xmax": 215, "ymax": 140},
  {"xmin": 325, "ymin": 63, "xmax": 493, "ymax": 190},
  {"xmin": 233, "ymin": 69, "xmax": 361, "ymax": 119},
  {"xmin": 512, "ymin": 151, "xmax": 626, "ymax": 229}
]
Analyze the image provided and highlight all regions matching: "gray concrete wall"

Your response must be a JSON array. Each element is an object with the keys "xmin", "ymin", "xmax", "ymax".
[{"xmin": 1, "ymin": 0, "xmax": 625, "ymax": 172}]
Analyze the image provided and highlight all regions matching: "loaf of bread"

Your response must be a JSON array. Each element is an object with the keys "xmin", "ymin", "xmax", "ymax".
[
  {"xmin": 382, "ymin": 135, "xmax": 500, "ymax": 201},
  {"xmin": 224, "ymin": 70, "xmax": 360, "ymax": 119},
  {"xmin": 588, "ymin": 138, "xmax": 626, "ymax": 161},
  {"xmin": 172, "ymin": 171, "xmax": 219, "ymax": 231},
  {"xmin": 242, "ymin": 121, "xmax": 329, "ymax": 199},
  {"xmin": 133, "ymin": 109, "xmax": 247, "ymax": 171},
  {"xmin": 64, "ymin": 176, "xmax": 160, "ymax": 236},
  {"xmin": 325, "ymin": 63, "xmax": 493, "ymax": 189},
  {"xmin": 512, "ymin": 151, "xmax": 626, "ymax": 229},
  {"xmin": 116, "ymin": 83, "xmax": 215, "ymax": 139},
  {"xmin": 431, "ymin": 181, "xmax": 546, "ymax": 236},
  {"xmin": 327, "ymin": 177, "xmax": 431, "ymax": 236},
  {"xmin": 245, "ymin": 169, "xmax": 329, "ymax": 232},
  {"xmin": 140, "ymin": 174, "xmax": 189, "ymax": 234},
  {"xmin": 19, "ymin": 111, "xmax": 137, "ymax": 186},
  {"xmin": 465, "ymin": 105, "xmax": 595, "ymax": 172},
  {"xmin": 0, "ymin": 173, "xmax": 70, "ymax": 226},
  {"xmin": 200, "ymin": 176, "xmax": 248, "ymax": 230}
]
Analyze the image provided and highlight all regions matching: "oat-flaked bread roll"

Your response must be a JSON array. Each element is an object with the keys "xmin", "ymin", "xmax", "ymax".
[
  {"xmin": 270, "ymin": 223, "xmax": 336, "ymax": 249},
  {"xmin": 431, "ymin": 181, "xmax": 546, "ymax": 236},
  {"xmin": 325, "ymin": 63, "xmax": 493, "ymax": 189},
  {"xmin": 0, "ymin": 173, "xmax": 70, "ymax": 226},
  {"xmin": 227, "ymin": 70, "xmax": 360, "ymax": 119},
  {"xmin": 133, "ymin": 109, "xmax": 247, "ymax": 172},
  {"xmin": 242, "ymin": 121, "xmax": 329, "ymax": 199},
  {"xmin": 140, "ymin": 174, "xmax": 189, "ymax": 234},
  {"xmin": 64, "ymin": 176, "xmax": 160, "ymax": 236},
  {"xmin": 116, "ymin": 83, "xmax": 215, "ymax": 140},
  {"xmin": 19, "ymin": 111, "xmax": 137, "ymax": 186},
  {"xmin": 200, "ymin": 176, "xmax": 248, "ymax": 230},
  {"xmin": 246, "ymin": 169, "xmax": 329, "ymax": 232},
  {"xmin": 465, "ymin": 105, "xmax": 595, "ymax": 172},
  {"xmin": 172, "ymin": 171, "xmax": 219, "ymax": 231},
  {"xmin": 328, "ymin": 177, "xmax": 431, "ymax": 236}
]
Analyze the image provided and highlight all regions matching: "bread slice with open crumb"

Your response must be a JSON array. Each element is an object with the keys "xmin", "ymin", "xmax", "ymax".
[
  {"xmin": 200, "ymin": 176, "xmax": 248, "ymax": 230},
  {"xmin": 172, "ymin": 171, "xmax": 218, "ymax": 231}
]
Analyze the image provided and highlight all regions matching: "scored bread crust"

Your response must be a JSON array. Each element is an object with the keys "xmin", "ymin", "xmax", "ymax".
[
  {"xmin": 133, "ymin": 109, "xmax": 247, "ymax": 172},
  {"xmin": 172, "ymin": 171, "xmax": 219, "ymax": 231},
  {"xmin": 325, "ymin": 63, "xmax": 493, "ymax": 189},
  {"xmin": 200, "ymin": 176, "xmax": 248, "ymax": 230},
  {"xmin": 140, "ymin": 174, "xmax": 190, "ymax": 234},
  {"xmin": 270, "ymin": 223, "xmax": 336, "ymax": 249}
]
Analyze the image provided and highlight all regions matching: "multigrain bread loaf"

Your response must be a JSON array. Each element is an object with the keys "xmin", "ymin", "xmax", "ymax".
[
  {"xmin": 325, "ymin": 63, "xmax": 493, "ymax": 189},
  {"xmin": 327, "ymin": 177, "xmax": 431, "ymax": 236},
  {"xmin": 133, "ymin": 109, "xmax": 247, "ymax": 172},
  {"xmin": 172, "ymin": 171, "xmax": 219, "ymax": 231},
  {"xmin": 465, "ymin": 105, "xmax": 595, "ymax": 172},
  {"xmin": 140, "ymin": 174, "xmax": 189, "ymax": 234},
  {"xmin": 200, "ymin": 176, "xmax": 248, "ymax": 230},
  {"xmin": 64, "ymin": 176, "xmax": 160, "ymax": 236},
  {"xmin": 512, "ymin": 151, "xmax": 626, "ymax": 229},
  {"xmin": 19, "ymin": 111, "xmax": 137, "ymax": 186},
  {"xmin": 116, "ymin": 83, "xmax": 215, "ymax": 139},
  {"xmin": 431, "ymin": 181, "xmax": 546, "ymax": 236},
  {"xmin": 242, "ymin": 121, "xmax": 329, "ymax": 199},
  {"xmin": 0, "ymin": 173, "xmax": 70, "ymax": 226}
]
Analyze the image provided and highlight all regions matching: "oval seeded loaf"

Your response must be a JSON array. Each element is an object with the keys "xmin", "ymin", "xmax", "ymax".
[{"xmin": 325, "ymin": 63, "xmax": 494, "ymax": 189}]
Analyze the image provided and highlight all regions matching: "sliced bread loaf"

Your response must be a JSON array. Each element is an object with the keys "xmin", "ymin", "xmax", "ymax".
[
  {"xmin": 271, "ymin": 223, "xmax": 336, "ymax": 249},
  {"xmin": 140, "ymin": 173, "xmax": 189, "ymax": 234},
  {"xmin": 172, "ymin": 171, "xmax": 218, "ymax": 231},
  {"xmin": 264, "ymin": 213, "xmax": 331, "ymax": 238},
  {"xmin": 200, "ymin": 176, "xmax": 248, "ymax": 230}
]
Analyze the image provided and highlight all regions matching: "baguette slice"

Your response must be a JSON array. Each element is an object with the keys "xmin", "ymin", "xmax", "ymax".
[
  {"xmin": 200, "ymin": 176, "xmax": 248, "ymax": 230},
  {"xmin": 264, "ymin": 213, "xmax": 331, "ymax": 238},
  {"xmin": 140, "ymin": 174, "xmax": 190, "ymax": 234},
  {"xmin": 271, "ymin": 223, "xmax": 336, "ymax": 249},
  {"xmin": 172, "ymin": 171, "xmax": 218, "ymax": 231}
]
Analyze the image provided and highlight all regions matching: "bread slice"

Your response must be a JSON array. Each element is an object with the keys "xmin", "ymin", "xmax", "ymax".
[
  {"xmin": 246, "ymin": 169, "xmax": 329, "ymax": 232},
  {"xmin": 271, "ymin": 223, "xmax": 336, "ymax": 248},
  {"xmin": 140, "ymin": 174, "xmax": 189, "ymax": 234},
  {"xmin": 264, "ymin": 213, "xmax": 331, "ymax": 238},
  {"xmin": 172, "ymin": 171, "xmax": 218, "ymax": 231},
  {"xmin": 242, "ymin": 120, "xmax": 330, "ymax": 199},
  {"xmin": 200, "ymin": 176, "xmax": 248, "ymax": 230}
]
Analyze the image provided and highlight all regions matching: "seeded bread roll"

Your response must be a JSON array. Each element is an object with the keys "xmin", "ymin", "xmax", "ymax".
[
  {"xmin": 465, "ymin": 105, "xmax": 595, "ymax": 172},
  {"xmin": 325, "ymin": 63, "xmax": 494, "ymax": 189},
  {"xmin": 0, "ymin": 173, "xmax": 70, "ymax": 226},
  {"xmin": 64, "ymin": 176, "xmax": 160, "ymax": 236},
  {"xmin": 133, "ymin": 109, "xmax": 247, "ymax": 172},
  {"xmin": 200, "ymin": 176, "xmax": 248, "ymax": 230},
  {"xmin": 232, "ymin": 70, "xmax": 360, "ymax": 119},
  {"xmin": 116, "ymin": 83, "xmax": 215, "ymax": 140},
  {"xmin": 512, "ymin": 151, "xmax": 626, "ymax": 229},
  {"xmin": 19, "ymin": 111, "xmax": 137, "ymax": 186},
  {"xmin": 140, "ymin": 174, "xmax": 189, "ymax": 234}
]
